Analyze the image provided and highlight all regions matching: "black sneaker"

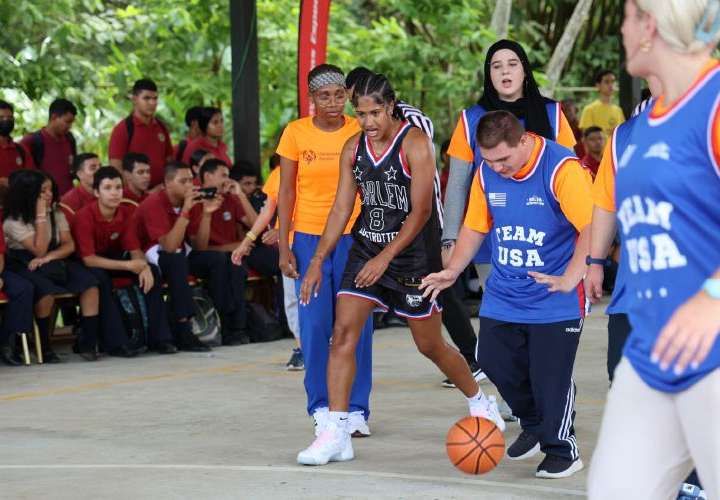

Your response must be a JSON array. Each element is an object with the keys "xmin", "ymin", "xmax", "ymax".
[
  {"xmin": 507, "ymin": 431, "xmax": 540, "ymax": 460},
  {"xmin": 535, "ymin": 455, "xmax": 584, "ymax": 479},
  {"xmin": 286, "ymin": 348, "xmax": 304, "ymax": 371}
]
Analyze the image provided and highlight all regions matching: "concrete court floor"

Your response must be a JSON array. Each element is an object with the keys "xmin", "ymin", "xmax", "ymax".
[{"xmin": 0, "ymin": 301, "xmax": 612, "ymax": 500}]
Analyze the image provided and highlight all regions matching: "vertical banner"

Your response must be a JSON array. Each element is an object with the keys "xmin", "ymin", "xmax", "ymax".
[{"xmin": 297, "ymin": 0, "xmax": 331, "ymax": 117}]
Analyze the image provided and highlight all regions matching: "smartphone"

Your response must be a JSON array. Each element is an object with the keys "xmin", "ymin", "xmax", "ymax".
[{"xmin": 197, "ymin": 187, "xmax": 217, "ymax": 200}]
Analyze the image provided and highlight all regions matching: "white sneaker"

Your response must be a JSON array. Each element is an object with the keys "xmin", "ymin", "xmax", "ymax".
[
  {"xmin": 469, "ymin": 394, "xmax": 506, "ymax": 432},
  {"xmin": 297, "ymin": 422, "xmax": 354, "ymax": 466},
  {"xmin": 348, "ymin": 411, "xmax": 371, "ymax": 437},
  {"xmin": 312, "ymin": 407, "xmax": 329, "ymax": 437}
]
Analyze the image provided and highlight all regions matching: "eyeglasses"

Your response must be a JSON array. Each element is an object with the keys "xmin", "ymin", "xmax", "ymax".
[{"xmin": 314, "ymin": 90, "xmax": 347, "ymax": 107}]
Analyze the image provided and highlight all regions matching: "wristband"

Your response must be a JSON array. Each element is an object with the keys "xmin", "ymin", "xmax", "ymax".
[
  {"xmin": 703, "ymin": 278, "xmax": 720, "ymax": 300},
  {"xmin": 586, "ymin": 255, "xmax": 610, "ymax": 266},
  {"xmin": 180, "ymin": 211, "xmax": 190, "ymax": 220},
  {"xmin": 246, "ymin": 230, "xmax": 257, "ymax": 242}
]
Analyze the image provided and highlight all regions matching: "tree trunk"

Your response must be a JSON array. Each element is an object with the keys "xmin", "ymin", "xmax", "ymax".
[
  {"xmin": 490, "ymin": 0, "xmax": 512, "ymax": 39},
  {"xmin": 544, "ymin": 0, "xmax": 594, "ymax": 96}
]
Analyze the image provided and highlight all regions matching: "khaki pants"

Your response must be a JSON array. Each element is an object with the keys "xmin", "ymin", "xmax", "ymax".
[{"xmin": 588, "ymin": 359, "xmax": 720, "ymax": 499}]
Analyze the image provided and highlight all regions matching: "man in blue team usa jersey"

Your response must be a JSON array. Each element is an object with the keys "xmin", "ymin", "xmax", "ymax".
[{"xmin": 422, "ymin": 110, "xmax": 594, "ymax": 479}]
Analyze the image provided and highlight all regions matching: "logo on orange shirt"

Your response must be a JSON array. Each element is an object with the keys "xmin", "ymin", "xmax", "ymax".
[{"xmin": 302, "ymin": 150, "xmax": 317, "ymax": 164}]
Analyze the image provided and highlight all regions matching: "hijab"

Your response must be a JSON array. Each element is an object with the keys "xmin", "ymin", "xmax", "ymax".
[{"xmin": 478, "ymin": 39, "xmax": 555, "ymax": 140}]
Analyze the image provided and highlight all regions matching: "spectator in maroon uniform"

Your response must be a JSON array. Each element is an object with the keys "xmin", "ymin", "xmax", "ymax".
[
  {"xmin": 73, "ymin": 167, "xmax": 177, "ymax": 356},
  {"xmin": 174, "ymin": 106, "xmax": 203, "ymax": 161},
  {"xmin": 182, "ymin": 107, "xmax": 232, "ymax": 167},
  {"xmin": 60, "ymin": 153, "xmax": 100, "ymax": 222},
  {"xmin": 580, "ymin": 126, "xmax": 605, "ymax": 179},
  {"xmin": 0, "ymin": 100, "xmax": 33, "ymax": 186},
  {"xmin": 108, "ymin": 79, "xmax": 173, "ymax": 189},
  {"xmin": 21, "ymin": 98, "xmax": 77, "ymax": 194},
  {"xmin": 561, "ymin": 98, "xmax": 586, "ymax": 158},
  {"xmin": 121, "ymin": 152, "xmax": 151, "ymax": 205}
]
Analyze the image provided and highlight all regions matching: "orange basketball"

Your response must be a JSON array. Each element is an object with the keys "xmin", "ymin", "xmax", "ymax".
[{"xmin": 446, "ymin": 416, "xmax": 505, "ymax": 474}]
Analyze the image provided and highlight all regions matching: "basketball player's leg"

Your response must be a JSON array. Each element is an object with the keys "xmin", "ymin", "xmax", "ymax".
[
  {"xmin": 326, "ymin": 294, "xmax": 377, "ymax": 412},
  {"xmin": 588, "ymin": 359, "xmax": 693, "ymax": 499},
  {"xmin": 677, "ymin": 368, "xmax": 720, "ymax": 499}
]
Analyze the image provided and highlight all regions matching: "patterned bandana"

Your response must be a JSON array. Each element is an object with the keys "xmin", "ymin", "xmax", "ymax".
[{"xmin": 309, "ymin": 71, "xmax": 346, "ymax": 93}]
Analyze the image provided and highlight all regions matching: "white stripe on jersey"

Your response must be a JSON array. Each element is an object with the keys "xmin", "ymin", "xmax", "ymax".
[
  {"xmin": 396, "ymin": 100, "xmax": 435, "ymax": 140},
  {"xmin": 631, "ymin": 98, "xmax": 651, "ymax": 118}
]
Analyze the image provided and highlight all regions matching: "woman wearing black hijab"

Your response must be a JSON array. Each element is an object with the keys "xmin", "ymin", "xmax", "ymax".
[{"xmin": 440, "ymin": 39, "xmax": 577, "ymax": 422}]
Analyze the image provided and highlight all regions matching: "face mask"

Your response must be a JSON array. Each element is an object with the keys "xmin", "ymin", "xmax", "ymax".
[{"xmin": 0, "ymin": 119, "xmax": 15, "ymax": 137}]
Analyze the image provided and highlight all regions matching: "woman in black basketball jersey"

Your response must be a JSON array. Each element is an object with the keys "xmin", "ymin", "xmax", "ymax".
[{"xmin": 295, "ymin": 74, "xmax": 503, "ymax": 466}]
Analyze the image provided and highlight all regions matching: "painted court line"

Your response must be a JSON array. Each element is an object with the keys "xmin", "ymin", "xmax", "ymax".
[{"xmin": 0, "ymin": 464, "xmax": 586, "ymax": 496}]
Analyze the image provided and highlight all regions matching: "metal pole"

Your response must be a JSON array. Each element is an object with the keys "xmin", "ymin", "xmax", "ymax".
[{"xmin": 229, "ymin": 0, "xmax": 260, "ymax": 172}]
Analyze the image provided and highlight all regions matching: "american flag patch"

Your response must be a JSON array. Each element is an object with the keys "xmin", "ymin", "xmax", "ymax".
[{"xmin": 488, "ymin": 192, "xmax": 507, "ymax": 207}]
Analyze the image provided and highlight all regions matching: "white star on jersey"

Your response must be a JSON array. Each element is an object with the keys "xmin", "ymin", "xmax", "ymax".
[
  {"xmin": 384, "ymin": 166, "xmax": 397, "ymax": 181},
  {"xmin": 353, "ymin": 164, "xmax": 363, "ymax": 181}
]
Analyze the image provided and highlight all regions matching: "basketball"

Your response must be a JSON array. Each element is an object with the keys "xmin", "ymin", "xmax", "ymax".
[{"xmin": 446, "ymin": 416, "xmax": 505, "ymax": 475}]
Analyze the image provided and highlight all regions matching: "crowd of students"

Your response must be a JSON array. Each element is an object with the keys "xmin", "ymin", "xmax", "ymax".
[{"xmin": 0, "ymin": 79, "xmax": 293, "ymax": 367}]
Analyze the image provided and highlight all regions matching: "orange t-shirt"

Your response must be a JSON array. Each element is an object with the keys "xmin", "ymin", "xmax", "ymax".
[
  {"xmin": 447, "ymin": 108, "xmax": 576, "ymax": 162},
  {"xmin": 262, "ymin": 167, "xmax": 295, "ymax": 242},
  {"xmin": 592, "ymin": 138, "xmax": 616, "ymax": 212},
  {"xmin": 276, "ymin": 116, "xmax": 361, "ymax": 235},
  {"xmin": 464, "ymin": 136, "xmax": 593, "ymax": 233}
]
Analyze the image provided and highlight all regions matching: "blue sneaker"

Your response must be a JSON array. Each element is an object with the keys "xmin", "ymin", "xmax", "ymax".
[{"xmin": 286, "ymin": 348, "xmax": 304, "ymax": 371}]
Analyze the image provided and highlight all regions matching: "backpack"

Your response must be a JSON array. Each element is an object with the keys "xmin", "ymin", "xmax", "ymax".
[
  {"xmin": 246, "ymin": 301, "xmax": 284, "ymax": 343},
  {"xmin": 190, "ymin": 286, "xmax": 222, "ymax": 346},
  {"xmin": 175, "ymin": 139, "xmax": 188, "ymax": 161},
  {"xmin": 113, "ymin": 285, "xmax": 149, "ymax": 352},
  {"xmin": 27, "ymin": 130, "xmax": 77, "ymax": 168},
  {"xmin": 125, "ymin": 114, "xmax": 171, "ymax": 151}
]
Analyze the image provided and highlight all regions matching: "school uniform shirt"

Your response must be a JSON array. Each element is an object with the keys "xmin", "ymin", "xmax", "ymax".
[
  {"xmin": 134, "ymin": 189, "xmax": 183, "ymax": 253},
  {"xmin": 122, "ymin": 187, "xmax": 148, "ymax": 205},
  {"xmin": 276, "ymin": 116, "xmax": 361, "ymax": 235},
  {"xmin": 579, "ymin": 99, "xmax": 625, "ymax": 138},
  {"xmin": 181, "ymin": 136, "xmax": 232, "ymax": 167},
  {"xmin": 0, "ymin": 139, "xmax": 33, "ymax": 179},
  {"xmin": 60, "ymin": 185, "xmax": 96, "ymax": 214},
  {"xmin": 108, "ymin": 115, "xmax": 173, "ymax": 188},
  {"xmin": 464, "ymin": 135, "xmax": 593, "ymax": 323},
  {"xmin": 187, "ymin": 194, "xmax": 245, "ymax": 246},
  {"xmin": 3, "ymin": 209, "xmax": 69, "ymax": 250},
  {"xmin": 20, "ymin": 128, "xmax": 74, "ymax": 194},
  {"xmin": 581, "ymin": 154, "xmax": 601, "ymax": 178},
  {"xmin": 615, "ymin": 60, "xmax": 720, "ymax": 392},
  {"xmin": 72, "ymin": 202, "xmax": 141, "ymax": 258}
]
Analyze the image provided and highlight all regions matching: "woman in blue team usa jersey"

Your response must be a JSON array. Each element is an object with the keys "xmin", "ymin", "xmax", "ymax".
[
  {"xmin": 294, "ymin": 74, "xmax": 504, "ymax": 467},
  {"xmin": 589, "ymin": 1, "xmax": 720, "ymax": 498}
]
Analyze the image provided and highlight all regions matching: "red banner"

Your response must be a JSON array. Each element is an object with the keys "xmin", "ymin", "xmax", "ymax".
[{"xmin": 297, "ymin": 0, "xmax": 331, "ymax": 117}]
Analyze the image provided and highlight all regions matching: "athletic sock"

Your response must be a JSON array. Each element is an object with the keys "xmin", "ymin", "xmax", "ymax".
[
  {"xmin": 466, "ymin": 388, "xmax": 486, "ymax": 404},
  {"xmin": 35, "ymin": 316, "xmax": 51, "ymax": 352},
  {"xmin": 327, "ymin": 411, "xmax": 349, "ymax": 432},
  {"xmin": 80, "ymin": 315, "xmax": 100, "ymax": 350}
]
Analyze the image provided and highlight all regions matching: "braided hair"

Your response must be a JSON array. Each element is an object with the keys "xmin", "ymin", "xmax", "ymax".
[{"xmin": 351, "ymin": 73, "xmax": 402, "ymax": 119}]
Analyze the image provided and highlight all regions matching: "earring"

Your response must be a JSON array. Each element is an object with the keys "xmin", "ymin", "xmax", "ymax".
[{"xmin": 640, "ymin": 39, "xmax": 652, "ymax": 53}]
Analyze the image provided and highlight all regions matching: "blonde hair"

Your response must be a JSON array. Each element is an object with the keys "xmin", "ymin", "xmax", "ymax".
[{"xmin": 635, "ymin": 0, "xmax": 720, "ymax": 53}]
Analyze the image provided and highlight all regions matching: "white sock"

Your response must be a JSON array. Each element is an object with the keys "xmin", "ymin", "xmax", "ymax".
[
  {"xmin": 328, "ymin": 411, "xmax": 349, "ymax": 430},
  {"xmin": 466, "ymin": 389, "xmax": 485, "ymax": 404}
]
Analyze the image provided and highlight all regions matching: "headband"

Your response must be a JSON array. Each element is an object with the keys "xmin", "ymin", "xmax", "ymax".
[{"xmin": 309, "ymin": 72, "xmax": 346, "ymax": 93}]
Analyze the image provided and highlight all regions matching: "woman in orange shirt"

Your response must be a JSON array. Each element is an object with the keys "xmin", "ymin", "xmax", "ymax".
[{"xmin": 277, "ymin": 64, "xmax": 373, "ymax": 438}]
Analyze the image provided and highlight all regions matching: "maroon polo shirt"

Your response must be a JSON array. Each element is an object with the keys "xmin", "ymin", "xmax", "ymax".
[
  {"xmin": 20, "ymin": 128, "xmax": 75, "ymax": 194},
  {"xmin": 0, "ymin": 139, "xmax": 33, "ymax": 179},
  {"xmin": 188, "ymin": 194, "xmax": 245, "ymax": 246},
  {"xmin": 581, "ymin": 154, "xmax": 601, "ymax": 178},
  {"xmin": 108, "ymin": 114, "xmax": 173, "ymax": 188},
  {"xmin": 73, "ymin": 202, "xmax": 140, "ymax": 258},
  {"xmin": 182, "ymin": 136, "xmax": 232, "ymax": 167},
  {"xmin": 135, "ymin": 189, "xmax": 183, "ymax": 252},
  {"xmin": 122, "ymin": 187, "xmax": 148, "ymax": 205},
  {"xmin": 61, "ymin": 185, "xmax": 96, "ymax": 213}
]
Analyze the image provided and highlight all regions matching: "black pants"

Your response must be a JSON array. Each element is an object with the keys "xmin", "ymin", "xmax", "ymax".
[
  {"xmin": 157, "ymin": 251, "xmax": 197, "ymax": 324},
  {"xmin": 188, "ymin": 250, "xmax": 248, "ymax": 331},
  {"xmin": 0, "ymin": 271, "xmax": 34, "ymax": 343},
  {"xmin": 87, "ymin": 265, "xmax": 172, "ymax": 350},
  {"xmin": 244, "ymin": 243, "xmax": 279, "ymax": 277},
  {"xmin": 607, "ymin": 313, "xmax": 631, "ymax": 382},
  {"xmin": 439, "ymin": 286, "xmax": 476, "ymax": 365},
  {"xmin": 477, "ymin": 316, "xmax": 582, "ymax": 461}
]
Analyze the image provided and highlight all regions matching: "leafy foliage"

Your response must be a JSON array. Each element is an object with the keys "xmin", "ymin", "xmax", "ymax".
[{"xmin": 0, "ymin": 0, "xmax": 623, "ymax": 165}]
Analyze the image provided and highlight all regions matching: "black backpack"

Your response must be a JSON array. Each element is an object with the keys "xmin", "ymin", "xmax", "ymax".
[
  {"xmin": 125, "ymin": 114, "xmax": 171, "ymax": 150},
  {"xmin": 27, "ymin": 130, "xmax": 77, "ymax": 168},
  {"xmin": 113, "ymin": 285, "xmax": 149, "ymax": 352},
  {"xmin": 246, "ymin": 302, "xmax": 284, "ymax": 343},
  {"xmin": 190, "ymin": 286, "xmax": 222, "ymax": 346}
]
